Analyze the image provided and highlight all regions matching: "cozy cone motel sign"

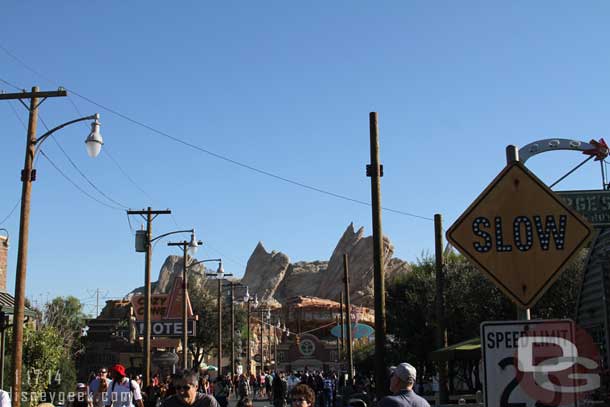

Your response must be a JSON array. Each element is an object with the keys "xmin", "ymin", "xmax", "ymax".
[{"xmin": 447, "ymin": 162, "xmax": 593, "ymax": 308}]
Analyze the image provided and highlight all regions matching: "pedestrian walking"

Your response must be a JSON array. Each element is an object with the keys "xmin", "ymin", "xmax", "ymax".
[
  {"xmin": 378, "ymin": 363, "xmax": 429, "ymax": 407},
  {"xmin": 162, "ymin": 370, "xmax": 219, "ymax": 407},
  {"xmin": 107, "ymin": 364, "xmax": 144, "ymax": 407},
  {"xmin": 90, "ymin": 368, "xmax": 111, "ymax": 407},
  {"xmin": 237, "ymin": 375, "xmax": 251, "ymax": 402},
  {"xmin": 213, "ymin": 376, "xmax": 230, "ymax": 407},
  {"xmin": 288, "ymin": 384, "xmax": 315, "ymax": 407},
  {"xmin": 272, "ymin": 372, "xmax": 287, "ymax": 407}
]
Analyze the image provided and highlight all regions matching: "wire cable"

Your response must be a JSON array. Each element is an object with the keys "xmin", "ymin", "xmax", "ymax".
[
  {"xmin": 38, "ymin": 115, "xmax": 130, "ymax": 209},
  {"xmin": 0, "ymin": 77, "xmax": 22, "ymax": 91},
  {"xmin": 102, "ymin": 147, "xmax": 155, "ymax": 203},
  {"xmin": 38, "ymin": 150, "xmax": 124, "ymax": 211},
  {"xmin": 549, "ymin": 156, "xmax": 594, "ymax": 189},
  {"xmin": 0, "ymin": 200, "xmax": 20, "ymax": 226},
  {"xmin": 0, "ymin": 45, "xmax": 434, "ymax": 221}
]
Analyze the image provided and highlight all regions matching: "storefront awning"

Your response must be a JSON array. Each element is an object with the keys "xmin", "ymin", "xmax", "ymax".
[{"xmin": 429, "ymin": 337, "xmax": 481, "ymax": 362}]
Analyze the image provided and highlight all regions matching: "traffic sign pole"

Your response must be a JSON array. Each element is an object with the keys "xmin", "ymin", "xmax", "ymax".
[{"xmin": 506, "ymin": 145, "xmax": 531, "ymax": 321}]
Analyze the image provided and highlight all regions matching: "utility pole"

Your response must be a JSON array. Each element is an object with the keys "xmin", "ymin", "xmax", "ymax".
[
  {"xmin": 206, "ymin": 266, "xmax": 232, "ymax": 376},
  {"xmin": 225, "ymin": 282, "xmax": 244, "ymax": 376},
  {"xmin": 343, "ymin": 254, "xmax": 354, "ymax": 384},
  {"xmin": 168, "ymin": 239, "xmax": 203, "ymax": 369},
  {"xmin": 260, "ymin": 313, "xmax": 264, "ymax": 374},
  {"xmin": 434, "ymin": 214, "xmax": 449, "ymax": 404},
  {"xmin": 339, "ymin": 292, "xmax": 345, "ymax": 354},
  {"xmin": 128, "ymin": 208, "xmax": 171, "ymax": 385},
  {"xmin": 367, "ymin": 112, "xmax": 387, "ymax": 399},
  {"xmin": 247, "ymin": 300, "xmax": 252, "ymax": 375},
  {"xmin": 0, "ymin": 87, "xmax": 67, "ymax": 407}
]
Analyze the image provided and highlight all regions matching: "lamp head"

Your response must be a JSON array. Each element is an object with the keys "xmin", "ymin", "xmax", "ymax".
[
  {"xmin": 217, "ymin": 260, "xmax": 224, "ymax": 279},
  {"xmin": 188, "ymin": 231, "xmax": 199, "ymax": 255},
  {"xmin": 276, "ymin": 320, "xmax": 281, "ymax": 329},
  {"xmin": 243, "ymin": 287, "xmax": 250, "ymax": 303},
  {"xmin": 266, "ymin": 310, "xmax": 271, "ymax": 320},
  {"xmin": 85, "ymin": 115, "xmax": 103, "ymax": 158},
  {"xmin": 254, "ymin": 294, "xmax": 258, "ymax": 307}
]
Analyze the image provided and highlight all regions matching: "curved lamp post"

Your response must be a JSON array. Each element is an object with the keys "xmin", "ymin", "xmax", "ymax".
[
  {"xmin": 138, "ymin": 229, "xmax": 197, "ymax": 383},
  {"xmin": 241, "ymin": 288, "xmax": 258, "ymax": 375},
  {"xmin": 8, "ymin": 89, "xmax": 101, "ymax": 407},
  {"xmin": 167, "ymin": 235, "xmax": 202, "ymax": 369},
  {"xmin": 205, "ymin": 261, "xmax": 233, "ymax": 375},
  {"xmin": 223, "ymin": 281, "xmax": 246, "ymax": 376}
]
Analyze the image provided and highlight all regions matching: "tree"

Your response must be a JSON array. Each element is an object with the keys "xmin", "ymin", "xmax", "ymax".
[
  {"xmin": 384, "ymin": 251, "xmax": 585, "ymax": 390},
  {"xmin": 5, "ymin": 325, "xmax": 64, "ymax": 406},
  {"xmin": 43, "ymin": 296, "xmax": 88, "ymax": 357},
  {"xmin": 187, "ymin": 276, "xmax": 247, "ymax": 368}
]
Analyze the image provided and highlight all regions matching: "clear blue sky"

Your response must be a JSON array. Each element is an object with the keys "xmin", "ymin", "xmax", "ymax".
[{"xmin": 2, "ymin": 1, "xmax": 609, "ymax": 315}]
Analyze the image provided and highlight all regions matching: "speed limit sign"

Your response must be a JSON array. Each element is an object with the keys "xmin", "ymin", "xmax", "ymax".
[{"xmin": 481, "ymin": 320, "xmax": 601, "ymax": 407}]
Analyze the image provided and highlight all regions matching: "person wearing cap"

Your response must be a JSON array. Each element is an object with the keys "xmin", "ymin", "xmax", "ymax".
[
  {"xmin": 162, "ymin": 370, "xmax": 219, "ymax": 407},
  {"xmin": 378, "ymin": 363, "xmax": 429, "ymax": 407},
  {"xmin": 72, "ymin": 383, "xmax": 92, "ymax": 407},
  {"xmin": 108, "ymin": 364, "xmax": 144, "ymax": 407}
]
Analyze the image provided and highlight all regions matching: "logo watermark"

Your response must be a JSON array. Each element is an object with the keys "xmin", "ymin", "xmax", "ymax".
[{"xmin": 514, "ymin": 322, "xmax": 603, "ymax": 406}]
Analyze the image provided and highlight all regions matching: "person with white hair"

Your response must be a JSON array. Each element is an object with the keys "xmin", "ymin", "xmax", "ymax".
[{"xmin": 378, "ymin": 363, "xmax": 429, "ymax": 407}]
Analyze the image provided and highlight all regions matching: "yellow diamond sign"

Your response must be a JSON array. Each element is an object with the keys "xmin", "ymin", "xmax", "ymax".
[{"xmin": 446, "ymin": 162, "xmax": 593, "ymax": 308}]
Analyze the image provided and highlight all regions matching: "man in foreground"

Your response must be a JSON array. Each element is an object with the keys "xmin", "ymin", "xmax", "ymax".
[
  {"xmin": 162, "ymin": 371, "xmax": 219, "ymax": 407},
  {"xmin": 378, "ymin": 363, "xmax": 429, "ymax": 407}
]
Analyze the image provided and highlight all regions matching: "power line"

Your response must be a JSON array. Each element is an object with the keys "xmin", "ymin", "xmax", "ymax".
[
  {"xmin": 0, "ymin": 77, "xmax": 22, "ymax": 91},
  {"xmin": 65, "ymin": 94, "xmax": 156, "ymax": 204},
  {"xmin": 71, "ymin": 86, "xmax": 435, "ymax": 221},
  {"xmin": 102, "ymin": 147, "xmax": 155, "ymax": 203},
  {"xmin": 38, "ymin": 115, "xmax": 131, "ymax": 209},
  {"xmin": 38, "ymin": 150, "xmax": 124, "ymax": 211},
  {"xmin": 0, "ymin": 45, "xmax": 434, "ymax": 221},
  {"xmin": 0, "ymin": 200, "xmax": 20, "ymax": 226}
]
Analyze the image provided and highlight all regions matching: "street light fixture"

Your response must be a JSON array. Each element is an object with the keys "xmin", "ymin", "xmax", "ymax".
[
  {"xmin": 224, "ymin": 281, "xmax": 246, "ymax": 376},
  {"xmin": 167, "ymin": 236, "xmax": 204, "ymax": 369},
  {"xmin": 241, "ymin": 289, "xmax": 258, "ymax": 375},
  {"xmin": 131, "ymin": 223, "xmax": 198, "ymax": 384},
  {"xmin": 206, "ymin": 261, "xmax": 233, "ymax": 376},
  {"xmin": 0, "ymin": 86, "xmax": 102, "ymax": 407},
  {"xmin": 257, "ymin": 306, "xmax": 273, "ymax": 375}
]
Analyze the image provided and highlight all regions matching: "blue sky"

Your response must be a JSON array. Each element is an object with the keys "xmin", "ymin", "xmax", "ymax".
[{"xmin": 2, "ymin": 1, "xmax": 609, "ymax": 315}]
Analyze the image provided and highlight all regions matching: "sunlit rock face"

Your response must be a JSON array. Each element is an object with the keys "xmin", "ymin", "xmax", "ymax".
[{"xmin": 142, "ymin": 223, "xmax": 410, "ymax": 307}]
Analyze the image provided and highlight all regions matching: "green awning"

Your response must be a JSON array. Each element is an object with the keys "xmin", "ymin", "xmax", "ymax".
[{"xmin": 429, "ymin": 337, "xmax": 481, "ymax": 362}]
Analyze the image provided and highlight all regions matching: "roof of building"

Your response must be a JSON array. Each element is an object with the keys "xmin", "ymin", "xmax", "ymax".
[
  {"xmin": 285, "ymin": 296, "xmax": 374, "ymax": 322},
  {"xmin": 0, "ymin": 290, "xmax": 37, "ymax": 317},
  {"xmin": 98, "ymin": 300, "xmax": 133, "ymax": 319}
]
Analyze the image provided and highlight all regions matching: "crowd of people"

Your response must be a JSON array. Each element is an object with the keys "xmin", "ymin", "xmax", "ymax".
[{"xmin": 77, "ymin": 360, "xmax": 428, "ymax": 407}]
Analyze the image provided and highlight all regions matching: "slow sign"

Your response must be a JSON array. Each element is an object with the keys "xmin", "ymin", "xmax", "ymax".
[{"xmin": 447, "ymin": 162, "xmax": 592, "ymax": 308}]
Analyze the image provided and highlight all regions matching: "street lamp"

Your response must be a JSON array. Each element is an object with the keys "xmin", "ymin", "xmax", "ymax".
[
  {"xmin": 168, "ymin": 234, "xmax": 202, "ymax": 369},
  {"xmin": 242, "ymin": 289, "xmax": 258, "ymax": 376},
  {"xmin": 132, "ymin": 224, "xmax": 197, "ymax": 384},
  {"xmin": 258, "ymin": 306, "xmax": 272, "ymax": 375},
  {"xmin": 0, "ymin": 86, "xmax": 102, "ymax": 407},
  {"xmin": 224, "ymin": 281, "xmax": 246, "ymax": 376},
  {"xmin": 205, "ymin": 261, "xmax": 232, "ymax": 376}
]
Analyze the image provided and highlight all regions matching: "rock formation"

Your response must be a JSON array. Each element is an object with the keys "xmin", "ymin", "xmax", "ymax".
[
  {"xmin": 241, "ymin": 223, "xmax": 410, "ymax": 307},
  {"xmin": 240, "ymin": 242, "xmax": 291, "ymax": 300},
  {"xmin": 139, "ymin": 223, "xmax": 411, "ymax": 308}
]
